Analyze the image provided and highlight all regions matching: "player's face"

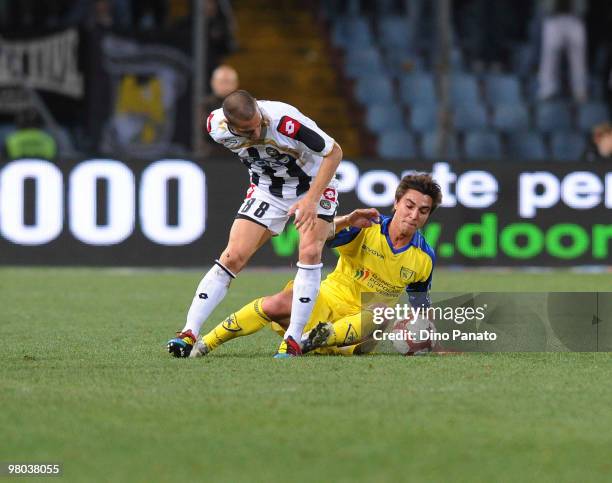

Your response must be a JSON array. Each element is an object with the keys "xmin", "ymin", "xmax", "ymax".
[
  {"xmin": 228, "ymin": 109, "xmax": 264, "ymax": 139},
  {"xmin": 393, "ymin": 189, "xmax": 433, "ymax": 235}
]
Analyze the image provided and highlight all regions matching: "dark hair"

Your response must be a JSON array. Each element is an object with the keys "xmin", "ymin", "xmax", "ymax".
[
  {"xmin": 395, "ymin": 173, "xmax": 442, "ymax": 212},
  {"xmin": 222, "ymin": 90, "xmax": 257, "ymax": 122}
]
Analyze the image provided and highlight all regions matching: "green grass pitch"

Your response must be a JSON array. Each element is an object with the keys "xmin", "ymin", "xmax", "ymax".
[{"xmin": 1, "ymin": 267, "xmax": 612, "ymax": 482}]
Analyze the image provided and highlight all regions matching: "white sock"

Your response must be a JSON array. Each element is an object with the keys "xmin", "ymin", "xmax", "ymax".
[
  {"xmin": 183, "ymin": 261, "xmax": 235, "ymax": 336},
  {"xmin": 285, "ymin": 262, "xmax": 322, "ymax": 342}
]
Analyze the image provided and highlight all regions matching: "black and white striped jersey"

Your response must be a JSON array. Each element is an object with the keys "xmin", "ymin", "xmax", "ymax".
[{"xmin": 207, "ymin": 100, "xmax": 336, "ymax": 199}]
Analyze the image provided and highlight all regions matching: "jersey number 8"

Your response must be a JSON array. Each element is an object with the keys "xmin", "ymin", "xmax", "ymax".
[{"xmin": 240, "ymin": 198, "xmax": 270, "ymax": 218}]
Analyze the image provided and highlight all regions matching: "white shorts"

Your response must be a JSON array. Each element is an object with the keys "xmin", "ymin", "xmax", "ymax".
[{"xmin": 236, "ymin": 179, "xmax": 339, "ymax": 235}]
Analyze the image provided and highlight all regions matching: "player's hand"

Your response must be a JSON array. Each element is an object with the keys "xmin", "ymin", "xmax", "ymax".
[
  {"xmin": 289, "ymin": 196, "xmax": 318, "ymax": 231},
  {"xmin": 347, "ymin": 208, "xmax": 380, "ymax": 228}
]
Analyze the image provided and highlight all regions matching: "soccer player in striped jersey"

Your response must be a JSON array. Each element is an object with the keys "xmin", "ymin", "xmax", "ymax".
[
  {"xmin": 167, "ymin": 90, "xmax": 342, "ymax": 358},
  {"xmin": 189, "ymin": 174, "xmax": 442, "ymax": 357}
]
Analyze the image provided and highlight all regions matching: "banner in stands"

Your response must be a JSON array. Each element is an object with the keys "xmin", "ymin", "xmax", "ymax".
[
  {"xmin": 0, "ymin": 158, "xmax": 610, "ymax": 267},
  {"xmin": 0, "ymin": 29, "xmax": 84, "ymax": 98},
  {"xmin": 0, "ymin": 29, "xmax": 86, "ymax": 119},
  {"xmin": 0, "ymin": 28, "xmax": 192, "ymax": 154},
  {"xmin": 91, "ymin": 32, "xmax": 192, "ymax": 158}
]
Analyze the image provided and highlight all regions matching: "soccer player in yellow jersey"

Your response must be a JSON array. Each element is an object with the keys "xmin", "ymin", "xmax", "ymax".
[{"xmin": 190, "ymin": 173, "xmax": 442, "ymax": 357}]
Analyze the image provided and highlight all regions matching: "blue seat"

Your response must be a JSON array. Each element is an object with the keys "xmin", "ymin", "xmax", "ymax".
[
  {"xmin": 492, "ymin": 104, "xmax": 530, "ymax": 132},
  {"xmin": 578, "ymin": 102, "xmax": 609, "ymax": 132},
  {"xmin": 453, "ymin": 104, "xmax": 488, "ymax": 131},
  {"xmin": 399, "ymin": 73, "xmax": 436, "ymax": 106},
  {"xmin": 366, "ymin": 104, "xmax": 404, "ymax": 134},
  {"xmin": 507, "ymin": 132, "xmax": 548, "ymax": 161},
  {"xmin": 449, "ymin": 47, "xmax": 465, "ymax": 71},
  {"xmin": 378, "ymin": 130, "xmax": 417, "ymax": 159},
  {"xmin": 345, "ymin": 48, "xmax": 385, "ymax": 78},
  {"xmin": 410, "ymin": 104, "xmax": 438, "ymax": 133},
  {"xmin": 449, "ymin": 74, "xmax": 480, "ymax": 107},
  {"xmin": 378, "ymin": 17, "xmax": 412, "ymax": 50},
  {"xmin": 355, "ymin": 76, "xmax": 394, "ymax": 105},
  {"xmin": 551, "ymin": 131, "xmax": 586, "ymax": 161},
  {"xmin": 485, "ymin": 74, "xmax": 523, "ymax": 105},
  {"xmin": 383, "ymin": 48, "xmax": 426, "ymax": 77},
  {"xmin": 535, "ymin": 102, "xmax": 573, "ymax": 133},
  {"xmin": 332, "ymin": 17, "xmax": 373, "ymax": 48},
  {"xmin": 421, "ymin": 131, "xmax": 460, "ymax": 159},
  {"xmin": 464, "ymin": 131, "xmax": 502, "ymax": 160}
]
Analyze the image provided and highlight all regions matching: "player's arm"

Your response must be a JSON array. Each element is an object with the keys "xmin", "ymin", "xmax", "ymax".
[
  {"xmin": 327, "ymin": 208, "xmax": 381, "ymax": 240},
  {"xmin": 289, "ymin": 142, "xmax": 343, "ymax": 231},
  {"xmin": 406, "ymin": 266, "xmax": 434, "ymax": 310}
]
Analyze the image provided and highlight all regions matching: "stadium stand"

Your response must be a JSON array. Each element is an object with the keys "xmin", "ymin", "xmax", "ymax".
[
  {"xmin": 507, "ymin": 132, "xmax": 549, "ymax": 161},
  {"xmin": 492, "ymin": 104, "xmax": 530, "ymax": 133},
  {"xmin": 421, "ymin": 131, "xmax": 460, "ymax": 160},
  {"xmin": 366, "ymin": 104, "xmax": 404, "ymax": 134},
  {"xmin": 377, "ymin": 130, "xmax": 417, "ymax": 159},
  {"xmin": 410, "ymin": 105, "xmax": 438, "ymax": 134},
  {"xmin": 551, "ymin": 131, "xmax": 587, "ymax": 161},
  {"xmin": 464, "ymin": 131, "xmax": 503, "ymax": 161},
  {"xmin": 400, "ymin": 73, "xmax": 437, "ymax": 107},
  {"xmin": 327, "ymin": 3, "xmax": 612, "ymax": 161}
]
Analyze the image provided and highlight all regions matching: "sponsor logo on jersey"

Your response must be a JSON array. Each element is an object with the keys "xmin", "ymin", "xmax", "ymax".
[
  {"xmin": 323, "ymin": 188, "xmax": 337, "ymax": 202},
  {"xmin": 222, "ymin": 314, "xmax": 242, "ymax": 332},
  {"xmin": 277, "ymin": 115, "xmax": 302, "ymax": 138},
  {"xmin": 320, "ymin": 199, "xmax": 332, "ymax": 210},
  {"xmin": 221, "ymin": 138, "xmax": 239, "ymax": 147},
  {"xmin": 265, "ymin": 147, "xmax": 280, "ymax": 157},
  {"xmin": 354, "ymin": 268, "xmax": 371, "ymax": 281},
  {"xmin": 400, "ymin": 267, "xmax": 416, "ymax": 282},
  {"xmin": 361, "ymin": 244, "xmax": 385, "ymax": 259}
]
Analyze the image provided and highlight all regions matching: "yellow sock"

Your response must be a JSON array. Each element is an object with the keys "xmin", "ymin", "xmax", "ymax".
[{"xmin": 202, "ymin": 298, "xmax": 271, "ymax": 351}]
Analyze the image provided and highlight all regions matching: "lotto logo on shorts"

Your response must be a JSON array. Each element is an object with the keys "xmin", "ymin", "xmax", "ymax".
[
  {"xmin": 323, "ymin": 188, "xmax": 336, "ymax": 202},
  {"xmin": 277, "ymin": 116, "xmax": 302, "ymax": 138}
]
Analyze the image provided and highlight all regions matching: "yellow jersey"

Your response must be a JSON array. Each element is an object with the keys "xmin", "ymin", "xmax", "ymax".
[{"xmin": 322, "ymin": 215, "xmax": 435, "ymax": 312}]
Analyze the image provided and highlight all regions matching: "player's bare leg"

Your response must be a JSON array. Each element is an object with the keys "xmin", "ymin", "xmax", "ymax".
[
  {"xmin": 168, "ymin": 219, "xmax": 272, "ymax": 357},
  {"xmin": 275, "ymin": 217, "xmax": 329, "ymax": 358}
]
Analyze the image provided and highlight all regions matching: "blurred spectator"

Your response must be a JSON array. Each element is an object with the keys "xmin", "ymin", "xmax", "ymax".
[
  {"xmin": 455, "ymin": 0, "xmax": 532, "ymax": 70},
  {"xmin": 93, "ymin": 0, "xmax": 114, "ymax": 28},
  {"xmin": 537, "ymin": 0, "xmax": 588, "ymax": 102},
  {"xmin": 583, "ymin": 122, "xmax": 612, "ymax": 161},
  {"xmin": 3, "ymin": 109, "xmax": 58, "ymax": 161},
  {"xmin": 204, "ymin": 64, "xmax": 239, "ymax": 109},
  {"xmin": 200, "ymin": 65, "xmax": 239, "ymax": 155},
  {"xmin": 590, "ymin": 2, "xmax": 612, "ymax": 118},
  {"xmin": 205, "ymin": 0, "xmax": 236, "ymax": 79}
]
